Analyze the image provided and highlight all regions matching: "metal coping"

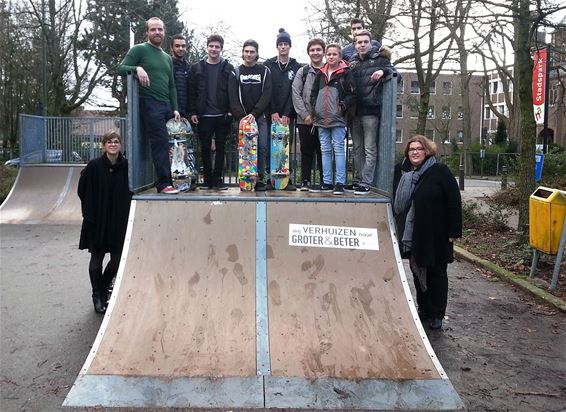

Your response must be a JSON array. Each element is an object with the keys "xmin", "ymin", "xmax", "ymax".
[
  {"xmin": 64, "ymin": 375, "xmax": 463, "ymax": 410},
  {"xmin": 133, "ymin": 192, "xmax": 391, "ymax": 204}
]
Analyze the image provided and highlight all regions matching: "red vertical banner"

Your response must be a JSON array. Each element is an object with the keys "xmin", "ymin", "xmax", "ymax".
[{"xmin": 532, "ymin": 48, "xmax": 547, "ymax": 125}]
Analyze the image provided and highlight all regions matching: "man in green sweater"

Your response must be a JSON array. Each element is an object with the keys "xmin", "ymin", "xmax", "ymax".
[{"xmin": 117, "ymin": 17, "xmax": 180, "ymax": 194}]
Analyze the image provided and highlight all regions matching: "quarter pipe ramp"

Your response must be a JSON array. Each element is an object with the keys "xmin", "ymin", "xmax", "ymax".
[
  {"xmin": 64, "ymin": 195, "xmax": 463, "ymax": 410},
  {"xmin": 0, "ymin": 165, "xmax": 83, "ymax": 224}
]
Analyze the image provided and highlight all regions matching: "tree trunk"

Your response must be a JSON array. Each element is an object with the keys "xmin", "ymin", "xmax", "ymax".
[{"xmin": 514, "ymin": 0, "xmax": 536, "ymax": 234}]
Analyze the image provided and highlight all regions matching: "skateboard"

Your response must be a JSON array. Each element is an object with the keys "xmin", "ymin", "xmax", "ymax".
[
  {"xmin": 166, "ymin": 118, "xmax": 197, "ymax": 192},
  {"xmin": 238, "ymin": 116, "xmax": 258, "ymax": 191},
  {"xmin": 270, "ymin": 122, "xmax": 290, "ymax": 190}
]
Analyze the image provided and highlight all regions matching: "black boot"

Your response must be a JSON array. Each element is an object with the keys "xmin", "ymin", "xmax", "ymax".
[{"xmin": 92, "ymin": 290, "xmax": 106, "ymax": 314}]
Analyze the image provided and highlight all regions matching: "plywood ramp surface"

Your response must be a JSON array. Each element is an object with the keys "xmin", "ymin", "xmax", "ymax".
[
  {"xmin": 88, "ymin": 200, "xmax": 257, "ymax": 377},
  {"xmin": 0, "ymin": 165, "xmax": 83, "ymax": 224},
  {"xmin": 267, "ymin": 202, "xmax": 438, "ymax": 380}
]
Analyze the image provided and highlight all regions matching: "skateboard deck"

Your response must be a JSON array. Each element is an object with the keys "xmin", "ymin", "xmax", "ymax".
[
  {"xmin": 166, "ymin": 118, "xmax": 197, "ymax": 192},
  {"xmin": 238, "ymin": 116, "xmax": 258, "ymax": 191},
  {"xmin": 270, "ymin": 122, "xmax": 290, "ymax": 190}
]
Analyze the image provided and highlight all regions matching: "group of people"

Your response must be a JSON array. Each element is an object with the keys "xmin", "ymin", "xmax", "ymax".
[
  {"xmin": 116, "ymin": 17, "xmax": 396, "ymax": 194},
  {"xmin": 78, "ymin": 17, "xmax": 462, "ymax": 332}
]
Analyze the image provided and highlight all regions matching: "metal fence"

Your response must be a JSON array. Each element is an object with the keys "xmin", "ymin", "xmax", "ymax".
[
  {"xmin": 19, "ymin": 114, "xmax": 127, "ymax": 165},
  {"xmin": 439, "ymin": 152, "xmax": 519, "ymax": 177}
]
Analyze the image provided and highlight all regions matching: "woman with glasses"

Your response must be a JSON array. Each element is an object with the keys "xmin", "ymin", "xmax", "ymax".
[
  {"xmin": 78, "ymin": 131, "xmax": 133, "ymax": 313},
  {"xmin": 393, "ymin": 135, "xmax": 462, "ymax": 330}
]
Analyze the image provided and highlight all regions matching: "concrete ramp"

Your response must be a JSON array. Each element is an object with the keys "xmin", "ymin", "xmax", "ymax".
[
  {"xmin": 0, "ymin": 165, "xmax": 83, "ymax": 224},
  {"xmin": 64, "ymin": 196, "xmax": 463, "ymax": 410}
]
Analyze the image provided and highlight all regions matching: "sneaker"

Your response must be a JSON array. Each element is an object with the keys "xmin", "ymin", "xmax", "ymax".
[
  {"xmin": 429, "ymin": 318, "xmax": 443, "ymax": 330},
  {"xmin": 160, "ymin": 186, "xmax": 179, "ymax": 194},
  {"xmin": 344, "ymin": 183, "xmax": 359, "ymax": 193},
  {"xmin": 354, "ymin": 185, "xmax": 370, "ymax": 195},
  {"xmin": 255, "ymin": 181, "xmax": 266, "ymax": 191},
  {"xmin": 285, "ymin": 181, "xmax": 297, "ymax": 191},
  {"xmin": 215, "ymin": 179, "xmax": 228, "ymax": 190},
  {"xmin": 333, "ymin": 184, "xmax": 344, "ymax": 195},
  {"xmin": 200, "ymin": 181, "xmax": 214, "ymax": 190},
  {"xmin": 309, "ymin": 183, "xmax": 333, "ymax": 193},
  {"xmin": 300, "ymin": 180, "xmax": 310, "ymax": 191}
]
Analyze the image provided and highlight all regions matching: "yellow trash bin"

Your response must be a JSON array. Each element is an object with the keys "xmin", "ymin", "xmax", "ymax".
[{"xmin": 529, "ymin": 187, "xmax": 566, "ymax": 255}]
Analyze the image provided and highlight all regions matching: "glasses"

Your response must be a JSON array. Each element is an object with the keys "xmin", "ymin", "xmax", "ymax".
[
  {"xmin": 408, "ymin": 147, "xmax": 425, "ymax": 153},
  {"xmin": 106, "ymin": 140, "xmax": 121, "ymax": 145}
]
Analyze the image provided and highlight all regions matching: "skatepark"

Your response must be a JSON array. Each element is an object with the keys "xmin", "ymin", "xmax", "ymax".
[{"xmin": 2, "ymin": 77, "xmax": 565, "ymax": 411}]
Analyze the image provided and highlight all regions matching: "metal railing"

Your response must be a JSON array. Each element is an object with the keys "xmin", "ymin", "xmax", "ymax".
[
  {"xmin": 19, "ymin": 114, "xmax": 127, "ymax": 165},
  {"xmin": 440, "ymin": 152, "xmax": 519, "ymax": 177}
]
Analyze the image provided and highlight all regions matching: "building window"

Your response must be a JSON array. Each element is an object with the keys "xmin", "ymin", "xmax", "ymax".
[
  {"xmin": 442, "ymin": 131, "xmax": 451, "ymax": 144},
  {"xmin": 397, "ymin": 79, "xmax": 404, "ymax": 94},
  {"xmin": 492, "ymin": 81, "xmax": 498, "ymax": 94},
  {"xmin": 457, "ymin": 106, "xmax": 463, "ymax": 119},
  {"xmin": 425, "ymin": 129, "xmax": 435, "ymax": 141},
  {"xmin": 498, "ymin": 104, "xmax": 505, "ymax": 116},
  {"xmin": 396, "ymin": 129, "xmax": 403, "ymax": 143},
  {"xmin": 441, "ymin": 106, "xmax": 451, "ymax": 119},
  {"xmin": 442, "ymin": 81, "xmax": 452, "ymax": 95},
  {"xmin": 429, "ymin": 81, "xmax": 436, "ymax": 95},
  {"xmin": 427, "ymin": 106, "xmax": 435, "ymax": 119},
  {"xmin": 484, "ymin": 107, "xmax": 491, "ymax": 119},
  {"xmin": 396, "ymin": 104, "xmax": 403, "ymax": 118},
  {"xmin": 457, "ymin": 130, "xmax": 464, "ymax": 143},
  {"xmin": 411, "ymin": 80, "xmax": 420, "ymax": 94}
]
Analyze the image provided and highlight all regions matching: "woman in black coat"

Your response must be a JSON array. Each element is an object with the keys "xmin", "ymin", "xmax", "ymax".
[
  {"xmin": 393, "ymin": 135, "xmax": 462, "ymax": 330},
  {"xmin": 78, "ymin": 131, "xmax": 132, "ymax": 313}
]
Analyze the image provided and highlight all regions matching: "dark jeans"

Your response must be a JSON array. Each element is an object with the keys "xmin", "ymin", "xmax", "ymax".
[
  {"xmin": 89, "ymin": 251, "xmax": 121, "ymax": 294},
  {"xmin": 140, "ymin": 98, "xmax": 173, "ymax": 191},
  {"xmin": 197, "ymin": 116, "xmax": 231, "ymax": 184},
  {"xmin": 413, "ymin": 263, "xmax": 448, "ymax": 319},
  {"xmin": 297, "ymin": 124, "xmax": 322, "ymax": 183}
]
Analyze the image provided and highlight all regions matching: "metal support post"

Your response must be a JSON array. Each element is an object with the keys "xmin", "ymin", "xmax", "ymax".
[
  {"xmin": 501, "ymin": 165, "xmax": 508, "ymax": 190},
  {"xmin": 550, "ymin": 216, "xmax": 566, "ymax": 290},
  {"xmin": 459, "ymin": 163, "xmax": 465, "ymax": 191}
]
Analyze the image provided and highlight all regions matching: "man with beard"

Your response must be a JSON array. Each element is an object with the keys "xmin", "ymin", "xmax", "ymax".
[{"xmin": 118, "ymin": 17, "xmax": 180, "ymax": 194}]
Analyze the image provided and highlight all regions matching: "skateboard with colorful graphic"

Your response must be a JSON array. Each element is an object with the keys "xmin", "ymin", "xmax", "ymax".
[
  {"xmin": 238, "ymin": 116, "xmax": 258, "ymax": 191},
  {"xmin": 270, "ymin": 122, "xmax": 290, "ymax": 190},
  {"xmin": 166, "ymin": 118, "xmax": 197, "ymax": 192}
]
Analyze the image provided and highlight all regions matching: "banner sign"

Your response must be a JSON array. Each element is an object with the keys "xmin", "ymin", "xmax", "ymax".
[
  {"xmin": 289, "ymin": 223, "xmax": 379, "ymax": 251},
  {"xmin": 532, "ymin": 48, "xmax": 547, "ymax": 125}
]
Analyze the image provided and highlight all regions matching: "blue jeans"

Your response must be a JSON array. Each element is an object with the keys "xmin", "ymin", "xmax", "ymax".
[
  {"xmin": 140, "ymin": 98, "xmax": 173, "ymax": 190},
  {"xmin": 318, "ymin": 126, "xmax": 346, "ymax": 185},
  {"xmin": 351, "ymin": 115, "xmax": 379, "ymax": 186}
]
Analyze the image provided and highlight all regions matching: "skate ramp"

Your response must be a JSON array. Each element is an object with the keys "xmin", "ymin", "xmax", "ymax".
[
  {"xmin": 0, "ymin": 165, "xmax": 83, "ymax": 224},
  {"xmin": 64, "ymin": 197, "xmax": 463, "ymax": 410}
]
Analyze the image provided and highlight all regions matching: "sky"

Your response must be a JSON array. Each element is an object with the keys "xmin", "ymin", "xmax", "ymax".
[{"xmin": 181, "ymin": 0, "xmax": 315, "ymax": 64}]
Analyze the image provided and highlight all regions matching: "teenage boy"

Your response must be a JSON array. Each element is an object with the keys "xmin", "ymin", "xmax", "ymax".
[
  {"xmin": 291, "ymin": 38, "xmax": 325, "ymax": 190},
  {"xmin": 342, "ymin": 18, "xmax": 381, "ymax": 62},
  {"xmin": 188, "ymin": 34, "xmax": 234, "ymax": 190},
  {"xmin": 229, "ymin": 40, "xmax": 272, "ymax": 191},
  {"xmin": 170, "ymin": 34, "xmax": 190, "ymax": 119},
  {"xmin": 347, "ymin": 29, "xmax": 395, "ymax": 194},
  {"xmin": 117, "ymin": 17, "xmax": 179, "ymax": 194},
  {"xmin": 265, "ymin": 28, "xmax": 302, "ymax": 190}
]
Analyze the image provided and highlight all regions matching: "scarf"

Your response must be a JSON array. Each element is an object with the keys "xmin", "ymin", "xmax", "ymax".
[{"xmin": 394, "ymin": 156, "xmax": 437, "ymax": 291}]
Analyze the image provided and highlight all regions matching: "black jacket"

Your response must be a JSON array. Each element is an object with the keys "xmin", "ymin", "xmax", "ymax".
[
  {"xmin": 172, "ymin": 58, "xmax": 190, "ymax": 117},
  {"xmin": 349, "ymin": 48, "xmax": 395, "ymax": 116},
  {"xmin": 264, "ymin": 57, "xmax": 303, "ymax": 117},
  {"xmin": 393, "ymin": 159, "xmax": 462, "ymax": 267},
  {"xmin": 188, "ymin": 58, "xmax": 234, "ymax": 117},
  {"xmin": 78, "ymin": 153, "xmax": 133, "ymax": 253}
]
